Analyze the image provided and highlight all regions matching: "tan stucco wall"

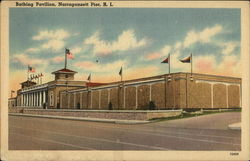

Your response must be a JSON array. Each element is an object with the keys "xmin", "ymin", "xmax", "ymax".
[
  {"xmin": 151, "ymin": 83, "xmax": 165, "ymax": 109},
  {"xmin": 125, "ymin": 86, "xmax": 136, "ymax": 110},
  {"xmin": 59, "ymin": 73, "xmax": 241, "ymax": 110},
  {"xmin": 228, "ymin": 85, "xmax": 240, "ymax": 108},
  {"xmin": 213, "ymin": 84, "xmax": 227, "ymax": 108}
]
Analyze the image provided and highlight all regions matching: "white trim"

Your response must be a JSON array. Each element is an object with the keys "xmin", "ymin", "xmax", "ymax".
[
  {"xmin": 125, "ymin": 78, "xmax": 164, "ymax": 86},
  {"xmin": 211, "ymin": 84, "xmax": 214, "ymax": 109},
  {"xmin": 21, "ymin": 84, "xmax": 48, "ymax": 92},
  {"xmin": 36, "ymin": 92, "xmax": 39, "ymax": 107},
  {"xmin": 21, "ymin": 94, "xmax": 23, "ymax": 106},
  {"xmin": 43, "ymin": 91, "xmax": 46, "ymax": 105},
  {"xmin": 226, "ymin": 85, "xmax": 229, "ymax": 108},
  {"xmin": 65, "ymin": 78, "xmax": 165, "ymax": 93},
  {"xmin": 73, "ymin": 93, "xmax": 76, "ymax": 108},
  {"xmin": 99, "ymin": 90, "xmax": 101, "ymax": 109},
  {"xmin": 123, "ymin": 87, "xmax": 125, "ymax": 109},
  {"xmin": 135, "ymin": 86, "xmax": 138, "ymax": 109},
  {"xmin": 90, "ymin": 91, "xmax": 92, "ymax": 109},
  {"xmin": 39, "ymin": 91, "xmax": 42, "ymax": 107},
  {"xmin": 23, "ymin": 108, "xmax": 182, "ymax": 113},
  {"xmin": 67, "ymin": 93, "xmax": 70, "ymax": 109},
  {"xmin": 195, "ymin": 79, "xmax": 240, "ymax": 86},
  {"xmin": 108, "ymin": 89, "xmax": 110, "ymax": 104},
  {"xmin": 239, "ymin": 85, "xmax": 242, "ymax": 107},
  {"xmin": 149, "ymin": 84, "xmax": 152, "ymax": 101},
  {"xmin": 60, "ymin": 93, "xmax": 63, "ymax": 109},
  {"xmin": 31, "ymin": 93, "xmax": 33, "ymax": 106},
  {"xmin": 80, "ymin": 92, "xmax": 83, "ymax": 109},
  {"xmin": 49, "ymin": 91, "xmax": 54, "ymax": 107}
]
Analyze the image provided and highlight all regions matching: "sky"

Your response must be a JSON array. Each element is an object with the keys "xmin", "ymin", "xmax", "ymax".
[{"xmin": 9, "ymin": 8, "xmax": 241, "ymax": 94}]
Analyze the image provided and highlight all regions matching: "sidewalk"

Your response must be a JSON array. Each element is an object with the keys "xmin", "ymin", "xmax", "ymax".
[
  {"xmin": 228, "ymin": 122, "xmax": 241, "ymax": 130},
  {"xmin": 9, "ymin": 113, "xmax": 150, "ymax": 124}
]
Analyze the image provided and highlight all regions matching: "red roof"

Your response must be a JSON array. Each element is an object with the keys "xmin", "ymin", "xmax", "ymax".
[
  {"xmin": 86, "ymin": 82, "xmax": 107, "ymax": 87},
  {"xmin": 52, "ymin": 68, "xmax": 77, "ymax": 74}
]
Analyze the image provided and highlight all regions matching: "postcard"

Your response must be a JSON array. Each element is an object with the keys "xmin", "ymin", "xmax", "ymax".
[{"xmin": 1, "ymin": 1, "xmax": 249, "ymax": 161}]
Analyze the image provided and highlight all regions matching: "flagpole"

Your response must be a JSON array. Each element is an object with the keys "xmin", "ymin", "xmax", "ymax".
[
  {"xmin": 191, "ymin": 53, "xmax": 193, "ymax": 76},
  {"xmin": 169, "ymin": 53, "xmax": 170, "ymax": 74},
  {"xmin": 27, "ymin": 65, "xmax": 29, "ymax": 81},
  {"xmin": 120, "ymin": 67, "xmax": 123, "ymax": 82},
  {"xmin": 64, "ymin": 48, "xmax": 67, "ymax": 69}
]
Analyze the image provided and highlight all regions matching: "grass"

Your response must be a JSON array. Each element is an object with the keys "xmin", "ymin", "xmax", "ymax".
[{"xmin": 149, "ymin": 108, "xmax": 241, "ymax": 122}]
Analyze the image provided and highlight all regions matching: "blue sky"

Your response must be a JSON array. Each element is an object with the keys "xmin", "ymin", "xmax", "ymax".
[{"xmin": 10, "ymin": 8, "xmax": 241, "ymax": 91}]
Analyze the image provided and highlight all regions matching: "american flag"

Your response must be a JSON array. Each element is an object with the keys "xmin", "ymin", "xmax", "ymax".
[
  {"xmin": 66, "ymin": 48, "xmax": 74, "ymax": 59},
  {"xmin": 28, "ymin": 65, "xmax": 35, "ymax": 73}
]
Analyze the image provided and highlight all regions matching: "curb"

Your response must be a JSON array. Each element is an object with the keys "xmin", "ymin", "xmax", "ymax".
[
  {"xmin": 228, "ymin": 123, "xmax": 241, "ymax": 130},
  {"xmin": 9, "ymin": 113, "xmax": 151, "ymax": 124}
]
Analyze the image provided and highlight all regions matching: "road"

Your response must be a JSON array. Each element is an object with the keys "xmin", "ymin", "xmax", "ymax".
[{"xmin": 9, "ymin": 112, "xmax": 241, "ymax": 150}]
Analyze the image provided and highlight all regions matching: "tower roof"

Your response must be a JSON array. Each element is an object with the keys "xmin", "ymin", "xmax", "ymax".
[{"xmin": 51, "ymin": 68, "xmax": 77, "ymax": 74}]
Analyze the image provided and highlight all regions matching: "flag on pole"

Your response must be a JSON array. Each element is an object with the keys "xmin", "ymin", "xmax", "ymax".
[
  {"xmin": 66, "ymin": 48, "xmax": 74, "ymax": 59},
  {"xmin": 119, "ymin": 67, "xmax": 123, "ymax": 82},
  {"xmin": 87, "ymin": 73, "xmax": 91, "ymax": 82},
  {"xmin": 180, "ymin": 53, "xmax": 193, "ymax": 75},
  {"xmin": 161, "ymin": 55, "xmax": 170, "ymax": 63},
  {"xmin": 161, "ymin": 54, "xmax": 171, "ymax": 74},
  {"xmin": 119, "ymin": 67, "xmax": 122, "ymax": 76},
  {"xmin": 180, "ymin": 54, "xmax": 192, "ymax": 63},
  {"xmin": 28, "ymin": 65, "xmax": 35, "ymax": 72}
]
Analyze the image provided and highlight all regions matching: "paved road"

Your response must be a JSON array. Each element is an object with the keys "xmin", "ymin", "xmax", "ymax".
[{"xmin": 9, "ymin": 112, "xmax": 241, "ymax": 150}]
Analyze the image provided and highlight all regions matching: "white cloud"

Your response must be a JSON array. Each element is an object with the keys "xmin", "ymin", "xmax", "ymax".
[
  {"xmin": 33, "ymin": 29, "xmax": 70, "ymax": 40},
  {"xmin": 174, "ymin": 41, "xmax": 182, "ymax": 50},
  {"xmin": 217, "ymin": 55, "xmax": 241, "ymax": 76},
  {"xmin": 71, "ymin": 47, "xmax": 82, "ymax": 55},
  {"xmin": 183, "ymin": 25, "xmax": 223, "ymax": 48},
  {"xmin": 84, "ymin": 30, "xmax": 147, "ymax": 55},
  {"xmin": 169, "ymin": 51, "xmax": 189, "ymax": 70},
  {"xmin": 32, "ymin": 29, "xmax": 72, "ymax": 51},
  {"xmin": 12, "ymin": 54, "xmax": 43, "ymax": 65},
  {"xmin": 160, "ymin": 45, "xmax": 171, "ymax": 55},
  {"xmin": 51, "ymin": 56, "xmax": 64, "ymax": 63},
  {"xmin": 25, "ymin": 47, "xmax": 40, "ymax": 53},
  {"xmin": 220, "ymin": 42, "xmax": 239, "ymax": 55},
  {"xmin": 145, "ymin": 45, "xmax": 171, "ymax": 60},
  {"xmin": 42, "ymin": 39, "xmax": 65, "ymax": 51},
  {"xmin": 174, "ymin": 53, "xmax": 241, "ymax": 77}
]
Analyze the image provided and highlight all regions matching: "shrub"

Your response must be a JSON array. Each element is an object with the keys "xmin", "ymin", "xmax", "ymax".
[
  {"xmin": 108, "ymin": 102, "xmax": 113, "ymax": 110},
  {"xmin": 57, "ymin": 103, "xmax": 60, "ymax": 109},
  {"xmin": 77, "ymin": 102, "xmax": 80, "ymax": 109},
  {"xmin": 149, "ymin": 101, "xmax": 156, "ymax": 110},
  {"xmin": 43, "ymin": 103, "xmax": 46, "ymax": 109}
]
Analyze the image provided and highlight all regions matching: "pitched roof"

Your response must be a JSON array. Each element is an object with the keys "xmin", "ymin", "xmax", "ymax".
[{"xmin": 52, "ymin": 68, "xmax": 77, "ymax": 74}]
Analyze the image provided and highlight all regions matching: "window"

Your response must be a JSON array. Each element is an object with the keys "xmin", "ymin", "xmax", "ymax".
[
  {"xmin": 50, "ymin": 91, "xmax": 54, "ymax": 106},
  {"xmin": 65, "ymin": 74, "xmax": 68, "ymax": 78}
]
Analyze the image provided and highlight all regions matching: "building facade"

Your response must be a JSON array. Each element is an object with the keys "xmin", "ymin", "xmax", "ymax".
[
  {"xmin": 60, "ymin": 73, "xmax": 241, "ymax": 110},
  {"xmin": 11, "ymin": 68, "xmax": 87, "ymax": 109},
  {"xmin": 9, "ymin": 69, "xmax": 242, "ymax": 110}
]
